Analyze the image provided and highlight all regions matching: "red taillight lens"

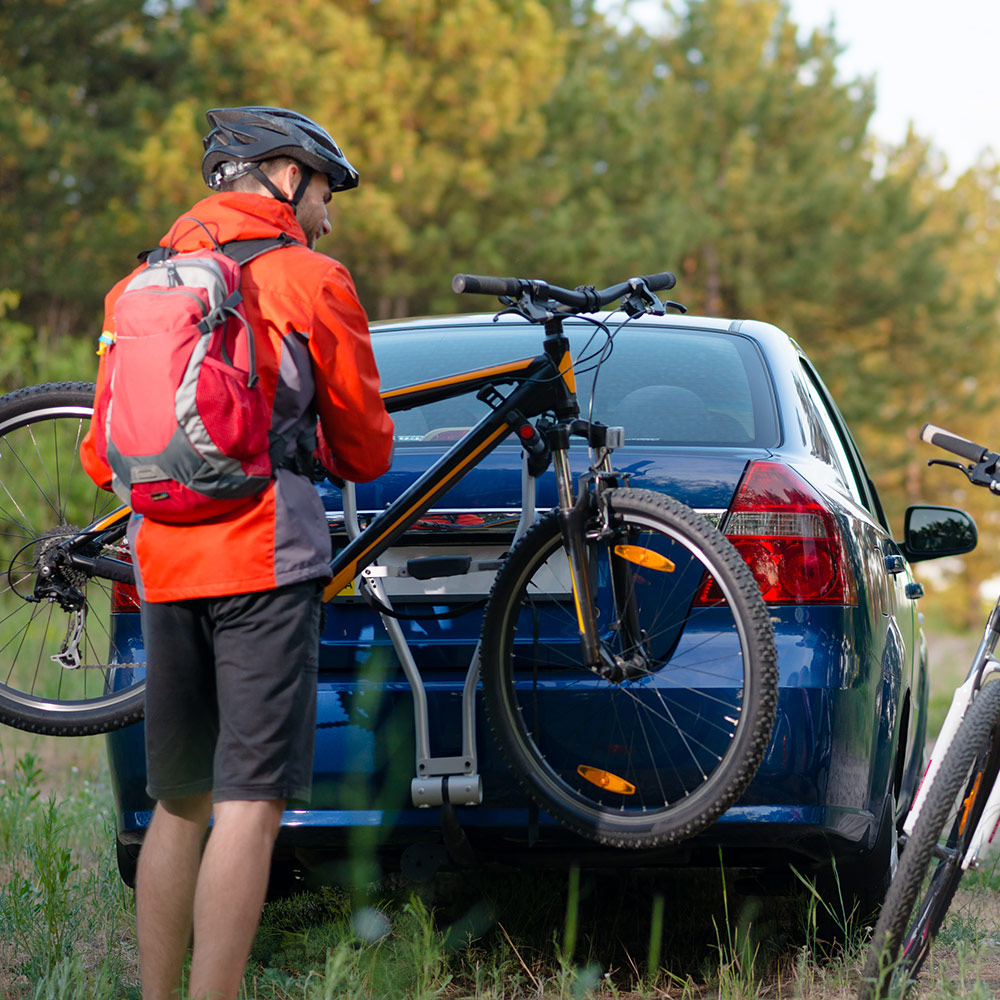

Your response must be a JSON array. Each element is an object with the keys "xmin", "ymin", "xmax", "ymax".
[
  {"xmin": 700, "ymin": 461, "xmax": 857, "ymax": 605},
  {"xmin": 111, "ymin": 554, "xmax": 140, "ymax": 612}
]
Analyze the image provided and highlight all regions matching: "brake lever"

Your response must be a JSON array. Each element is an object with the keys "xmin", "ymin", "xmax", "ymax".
[
  {"xmin": 620, "ymin": 278, "xmax": 666, "ymax": 318},
  {"xmin": 494, "ymin": 291, "xmax": 554, "ymax": 323},
  {"xmin": 495, "ymin": 303, "xmax": 550, "ymax": 323},
  {"xmin": 928, "ymin": 458, "xmax": 972, "ymax": 476},
  {"xmin": 929, "ymin": 457, "xmax": 1000, "ymax": 490},
  {"xmin": 619, "ymin": 278, "xmax": 688, "ymax": 318}
]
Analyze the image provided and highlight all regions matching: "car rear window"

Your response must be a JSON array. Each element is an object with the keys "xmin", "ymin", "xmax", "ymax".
[{"xmin": 372, "ymin": 321, "xmax": 777, "ymax": 447}]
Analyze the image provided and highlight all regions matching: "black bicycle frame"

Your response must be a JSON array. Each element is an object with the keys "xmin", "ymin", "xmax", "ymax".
[
  {"xmin": 60, "ymin": 322, "xmax": 591, "ymax": 628},
  {"xmin": 325, "ymin": 342, "xmax": 572, "ymax": 598}
]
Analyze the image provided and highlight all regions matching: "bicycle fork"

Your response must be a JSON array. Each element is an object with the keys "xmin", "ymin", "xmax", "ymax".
[
  {"xmin": 552, "ymin": 444, "xmax": 602, "ymax": 667},
  {"xmin": 551, "ymin": 427, "xmax": 650, "ymax": 680}
]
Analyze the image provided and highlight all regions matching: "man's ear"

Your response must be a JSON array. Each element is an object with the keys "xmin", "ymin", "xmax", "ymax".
[{"xmin": 268, "ymin": 161, "xmax": 299, "ymax": 202}]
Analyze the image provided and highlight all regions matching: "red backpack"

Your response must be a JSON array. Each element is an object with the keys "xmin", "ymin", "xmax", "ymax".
[{"xmin": 93, "ymin": 224, "xmax": 298, "ymax": 524}]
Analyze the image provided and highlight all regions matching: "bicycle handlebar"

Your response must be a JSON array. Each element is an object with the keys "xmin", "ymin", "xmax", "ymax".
[
  {"xmin": 452, "ymin": 271, "xmax": 677, "ymax": 312},
  {"xmin": 451, "ymin": 274, "xmax": 522, "ymax": 297},
  {"xmin": 921, "ymin": 423, "xmax": 991, "ymax": 464}
]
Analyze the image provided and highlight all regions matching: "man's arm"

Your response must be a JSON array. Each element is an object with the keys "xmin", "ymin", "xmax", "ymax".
[{"xmin": 309, "ymin": 262, "xmax": 394, "ymax": 483}]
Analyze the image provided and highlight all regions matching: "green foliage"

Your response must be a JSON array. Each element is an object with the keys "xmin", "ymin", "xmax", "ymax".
[
  {"xmin": 0, "ymin": 756, "xmax": 134, "ymax": 994},
  {"xmin": 0, "ymin": 0, "xmax": 191, "ymax": 335},
  {"xmin": 0, "ymin": 291, "xmax": 98, "ymax": 391},
  {"xmin": 3, "ymin": 0, "xmax": 1000, "ymax": 609},
  {"xmin": 0, "ymin": 752, "xmax": 43, "ymax": 855}
]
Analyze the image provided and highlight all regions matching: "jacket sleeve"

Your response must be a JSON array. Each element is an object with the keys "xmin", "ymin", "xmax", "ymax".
[{"xmin": 309, "ymin": 261, "xmax": 394, "ymax": 483}]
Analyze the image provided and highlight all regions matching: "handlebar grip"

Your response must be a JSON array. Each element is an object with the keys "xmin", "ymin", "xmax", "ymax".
[
  {"xmin": 452, "ymin": 273, "xmax": 522, "ymax": 297},
  {"xmin": 921, "ymin": 423, "xmax": 989, "ymax": 463},
  {"xmin": 640, "ymin": 271, "xmax": 677, "ymax": 292}
]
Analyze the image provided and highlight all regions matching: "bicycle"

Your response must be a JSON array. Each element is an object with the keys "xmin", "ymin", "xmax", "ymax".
[
  {"xmin": 860, "ymin": 424, "xmax": 1000, "ymax": 998},
  {"xmin": 0, "ymin": 270, "xmax": 778, "ymax": 848}
]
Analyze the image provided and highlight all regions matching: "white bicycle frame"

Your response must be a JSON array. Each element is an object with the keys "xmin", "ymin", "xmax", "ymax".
[{"xmin": 903, "ymin": 600, "xmax": 1000, "ymax": 870}]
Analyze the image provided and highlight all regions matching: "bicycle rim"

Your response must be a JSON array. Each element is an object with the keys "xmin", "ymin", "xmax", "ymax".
[
  {"xmin": 480, "ymin": 488, "xmax": 777, "ymax": 848},
  {"xmin": 0, "ymin": 383, "xmax": 145, "ymax": 735}
]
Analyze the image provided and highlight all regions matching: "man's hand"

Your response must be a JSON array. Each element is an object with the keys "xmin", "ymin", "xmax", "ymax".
[{"xmin": 311, "ymin": 460, "xmax": 345, "ymax": 489}]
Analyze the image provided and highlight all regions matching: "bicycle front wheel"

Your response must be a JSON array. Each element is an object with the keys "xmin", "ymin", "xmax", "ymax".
[
  {"xmin": 0, "ymin": 382, "xmax": 145, "ymax": 736},
  {"xmin": 859, "ymin": 680, "xmax": 1000, "ymax": 1000},
  {"xmin": 480, "ymin": 487, "xmax": 777, "ymax": 848}
]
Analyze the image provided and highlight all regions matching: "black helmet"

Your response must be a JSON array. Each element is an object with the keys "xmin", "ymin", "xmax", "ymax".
[{"xmin": 201, "ymin": 106, "xmax": 359, "ymax": 195}]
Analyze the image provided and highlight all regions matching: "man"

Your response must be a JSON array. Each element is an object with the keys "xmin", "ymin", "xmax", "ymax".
[{"xmin": 81, "ymin": 106, "xmax": 394, "ymax": 1000}]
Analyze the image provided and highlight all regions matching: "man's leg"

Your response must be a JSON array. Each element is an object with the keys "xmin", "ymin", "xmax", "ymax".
[
  {"xmin": 186, "ymin": 798, "xmax": 285, "ymax": 1000},
  {"xmin": 136, "ymin": 792, "xmax": 213, "ymax": 1000}
]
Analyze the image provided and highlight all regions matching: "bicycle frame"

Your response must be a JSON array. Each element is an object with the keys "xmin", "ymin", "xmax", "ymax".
[
  {"xmin": 324, "ymin": 350, "xmax": 555, "ymax": 599},
  {"xmin": 904, "ymin": 596, "xmax": 1000, "ymax": 868}
]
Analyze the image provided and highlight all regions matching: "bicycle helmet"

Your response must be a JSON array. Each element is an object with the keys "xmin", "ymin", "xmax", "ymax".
[{"xmin": 201, "ymin": 106, "xmax": 359, "ymax": 206}]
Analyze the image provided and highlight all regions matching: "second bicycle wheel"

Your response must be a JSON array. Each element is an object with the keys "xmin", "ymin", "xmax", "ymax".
[
  {"xmin": 0, "ymin": 382, "xmax": 145, "ymax": 736},
  {"xmin": 480, "ymin": 487, "xmax": 777, "ymax": 848},
  {"xmin": 859, "ymin": 680, "xmax": 1000, "ymax": 1000}
]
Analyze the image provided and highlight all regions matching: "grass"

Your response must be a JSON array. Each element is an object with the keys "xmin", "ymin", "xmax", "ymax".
[
  {"xmin": 0, "ymin": 748, "xmax": 137, "ymax": 997},
  {"xmin": 3, "ymin": 628, "xmax": 1000, "ymax": 998}
]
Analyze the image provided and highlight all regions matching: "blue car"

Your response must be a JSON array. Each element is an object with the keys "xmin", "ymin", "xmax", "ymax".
[{"xmin": 108, "ymin": 312, "xmax": 973, "ymax": 906}]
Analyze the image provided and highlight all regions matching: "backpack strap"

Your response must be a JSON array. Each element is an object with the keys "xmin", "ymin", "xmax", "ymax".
[
  {"xmin": 138, "ymin": 246, "xmax": 169, "ymax": 264},
  {"xmin": 135, "ymin": 233, "xmax": 300, "ymax": 266},
  {"xmin": 221, "ymin": 233, "xmax": 301, "ymax": 265}
]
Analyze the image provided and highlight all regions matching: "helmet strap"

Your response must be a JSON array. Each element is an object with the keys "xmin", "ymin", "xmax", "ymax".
[
  {"xmin": 247, "ymin": 163, "xmax": 314, "ymax": 209},
  {"xmin": 289, "ymin": 165, "xmax": 314, "ymax": 209},
  {"xmin": 248, "ymin": 165, "xmax": 291, "ymax": 203}
]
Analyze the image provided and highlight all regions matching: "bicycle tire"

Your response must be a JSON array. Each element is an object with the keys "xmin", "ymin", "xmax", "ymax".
[
  {"xmin": 0, "ymin": 382, "xmax": 145, "ymax": 736},
  {"xmin": 480, "ymin": 487, "xmax": 778, "ymax": 848},
  {"xmin": 859, "ymin": 680, "xmax": 1000, "ymax": 1000}
]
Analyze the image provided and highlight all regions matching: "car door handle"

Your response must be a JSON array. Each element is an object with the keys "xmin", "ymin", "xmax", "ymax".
[
  {"xmin": 905, "ymin": 582, "xmax": 924, "ymax": 600},
  {"xmin": 884, "ymin": 554, "xmax": 905, "ymax": 574}
]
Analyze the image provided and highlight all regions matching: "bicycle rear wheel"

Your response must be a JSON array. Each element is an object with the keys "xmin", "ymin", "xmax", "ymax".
[
  {"xmin": 859, "ymin": 680, "xmax": 1000, "ymax": 1000},
  {"xmin": 480, "ymin": 487, "xmax": 777, "ymax": 848},
  {"xmin": 0, "ymin": 382, "xmax": 145, "ymax": 736}
]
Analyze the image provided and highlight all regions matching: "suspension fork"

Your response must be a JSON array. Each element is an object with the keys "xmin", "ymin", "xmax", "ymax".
[{"xmin": 551, "ymin": 438, "xmax": 603, "ymax": 669}]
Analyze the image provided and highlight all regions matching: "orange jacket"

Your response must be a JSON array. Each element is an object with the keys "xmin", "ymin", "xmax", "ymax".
[{"xmin": 81, "ymin": 192, "xmax": 394, "ymax": 601}]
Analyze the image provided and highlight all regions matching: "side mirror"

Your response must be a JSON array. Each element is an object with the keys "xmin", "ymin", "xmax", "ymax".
[{"xmin": 901, "ymin": 505, "xmax": 977, "ymax": 563}]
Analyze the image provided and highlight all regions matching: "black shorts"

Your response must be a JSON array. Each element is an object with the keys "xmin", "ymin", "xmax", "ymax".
[{"xmin": 141, "ymin": 579, "xmax": 323, "ymax": 805}]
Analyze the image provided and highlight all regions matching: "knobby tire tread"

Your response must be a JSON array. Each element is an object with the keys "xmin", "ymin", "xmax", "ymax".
[{"xmin": 859, "ymin": 680, "xmax": 1000, "ymax": 1000}]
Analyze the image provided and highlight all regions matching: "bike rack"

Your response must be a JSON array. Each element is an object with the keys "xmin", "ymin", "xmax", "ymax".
[{"xmin": 339, "ymin": 452, "xmax": 538, "ymax": 809}]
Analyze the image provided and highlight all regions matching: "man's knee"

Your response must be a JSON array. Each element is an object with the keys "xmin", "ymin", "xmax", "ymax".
[
  {"xmin": 212, "ymin": 798, "xmax": 286, "ymax": 840},
  {"xmin": 158, "ymin": 791, "xmax": 213, "ymax": 827}
]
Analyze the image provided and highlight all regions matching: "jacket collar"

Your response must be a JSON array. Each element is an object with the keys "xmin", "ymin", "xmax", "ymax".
[{"xmin": 159, "ymin": 192, "xmax": 308, "ymax": 251}]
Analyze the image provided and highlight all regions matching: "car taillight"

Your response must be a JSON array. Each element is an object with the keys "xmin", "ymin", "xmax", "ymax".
[
  {"xmin": 699, "ymin": 461, "xmax": 857, "ymax": 605},
  {"xmin": 111, "ymin": 554, "xmax": 140, "ymax": 612}
]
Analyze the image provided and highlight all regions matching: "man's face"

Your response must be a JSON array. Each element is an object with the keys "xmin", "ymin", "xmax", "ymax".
[{"xmin": 296, "ymin": 172, "xmax": 333, "ymax": 249}]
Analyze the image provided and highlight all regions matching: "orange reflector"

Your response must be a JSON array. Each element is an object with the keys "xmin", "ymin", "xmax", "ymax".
[
  {"xmin": 614, "ymin": 544, "xmax": 675, "ymax": 572},
  {"xmin": 577, "ymin": 765, "xmax": 636, "ymax": 795},
  {"xmin": 960, "ymin": 771, "xmax": 984, "ymax": 835}
]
